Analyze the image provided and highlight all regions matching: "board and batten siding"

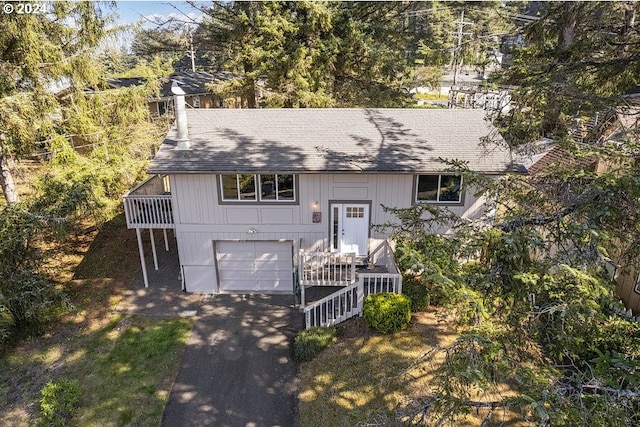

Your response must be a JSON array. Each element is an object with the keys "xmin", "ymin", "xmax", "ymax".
[{"xmin": 170, "ymin": 173, "xmax": 492, "ymax": 292}]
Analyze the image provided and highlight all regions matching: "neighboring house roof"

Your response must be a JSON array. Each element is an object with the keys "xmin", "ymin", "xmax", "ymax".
[
  {"xmin": 156, "ymin": 71, "xmax": 234, "ymax": 100},
  {"xmin": 148, "ymin": 108, "xmax": 518, "ymax": 175},
  {"xmin": 526, "ymin": 145, "xmax": 597, "ymax": 176},
  {"xmin": 106, "ymin": 77, "xmax": 146, "ymax": 88}
]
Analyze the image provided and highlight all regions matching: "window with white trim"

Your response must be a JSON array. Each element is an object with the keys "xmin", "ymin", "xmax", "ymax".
[
  {"xmin": 220, "ymin": 174, "xmax": 296, "ymax": 202},
  {"xmin": 415, "ymin": 174, "xmax": 463, "ymax": 203}
]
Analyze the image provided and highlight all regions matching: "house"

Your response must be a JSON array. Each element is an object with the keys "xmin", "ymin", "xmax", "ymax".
[
  {"xmin": 123, "ymin": 89, "xmax": 516, "ymax": 326},
  {"xmin": 148, "ymin": 71, "xmax": 234, "ymax": 116}
]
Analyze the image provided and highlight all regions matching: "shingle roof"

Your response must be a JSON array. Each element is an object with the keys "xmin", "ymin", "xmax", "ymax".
[
  {"xmin": 526, "ymin": 146, "xmax": 597, "ymax": 176},
  {"xmin": 106, "ymin": 77, "xmax": 146, "ymax": 89},
  {"xmin": 157, "ymin": 71, "xmax": 235, "ymax": 99},
  {"xmin": 148, "ymin": 108, "xmax": 518, "ymax": 174}
]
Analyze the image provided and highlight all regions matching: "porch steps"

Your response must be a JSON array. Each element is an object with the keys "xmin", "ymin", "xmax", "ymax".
[{"xmin": 303, "ymin": 273, "xmax": 402, "ymax": 329}]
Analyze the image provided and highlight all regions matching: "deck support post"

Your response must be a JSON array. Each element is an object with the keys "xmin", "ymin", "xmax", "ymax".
[
  {"xmin": 149, "ymin": 229, "xmax": 159, "ymax": 270},
  {"xmin": 163, "ymin": 228, "xmax": 169, "ymax": 251},
  {"xmin": 136, "ymin": 228, "xmax": 149, "ymax": 288}
]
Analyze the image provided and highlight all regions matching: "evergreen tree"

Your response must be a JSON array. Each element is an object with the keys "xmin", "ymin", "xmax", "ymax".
[
  {"xmin": 377, "ymin": 2, "xmax": 640, "ymax": 423},
  {"xmin": 495, "ymin": 1, "xmax": 640, "ymax": 144},
  {"xmin": 0, "ymin": 1, "xmax": 110, "ymax": 204},
  {"xmin": 195, "ymin": 1, "xmax": 418, "ymax": 108}
]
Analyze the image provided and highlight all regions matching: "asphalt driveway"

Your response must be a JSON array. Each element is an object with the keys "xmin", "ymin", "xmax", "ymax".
[{"xmin": 162, "ymin": 294, "xmax": 304, "ymax": 427}]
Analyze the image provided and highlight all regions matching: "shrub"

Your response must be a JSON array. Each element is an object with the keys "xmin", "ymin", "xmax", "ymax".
[
  {"xmin": 402, "ymin": 275, "xmax": 430, "ymax": 312},
  {"xmin": 294, "ymin": 327, "xmax": 337, "ymax": 362},
  {"xmin": 40, "ymin": 379, "xmax": 81, "ymax": 426},
  {"xmin": 363, "ymin": 293, "xmax": 412, "ymax": 334}
]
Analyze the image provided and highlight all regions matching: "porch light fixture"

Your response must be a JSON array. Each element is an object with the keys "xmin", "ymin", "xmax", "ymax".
[
  {"xmin": 313, "ymin": 201, "xmax": 319, "ymax": 208},
  {"xmin": 247, "ymin": 227, "xmax": 257, "ymax": 234}
]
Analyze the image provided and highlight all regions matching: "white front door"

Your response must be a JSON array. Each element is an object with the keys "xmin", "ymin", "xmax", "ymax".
[{"xmin": 331, "ymin": 203, "xmax": 369, "ymax": 256}]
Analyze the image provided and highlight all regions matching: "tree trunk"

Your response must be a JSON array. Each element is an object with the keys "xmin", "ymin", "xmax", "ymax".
[
  {"xmin": 559, "ymin": 2, "xmax": 579, "ymax": 50},
  {"xmin": 619, "ymin": 2, "xmax": 637, "ymax": 56},
  {"xmin": 0, "ymin": 150, "xmax": 19, "ymax": 205},
  {"xmin": 243, "ymin": 62, "xmax": 257, "ymax": 109}
]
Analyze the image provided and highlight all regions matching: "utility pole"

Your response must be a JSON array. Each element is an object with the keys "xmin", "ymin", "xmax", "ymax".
[
  {"xmin": 187, "ymin": 30, "xmax": 196, "ymax": 72},
  {"xmin": 450, "ymin": 10, "xmax": 473, "ymax": 85}
]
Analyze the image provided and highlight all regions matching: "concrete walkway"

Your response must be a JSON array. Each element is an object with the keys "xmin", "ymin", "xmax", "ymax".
[{"xmin": 162, "ymin": 294, "xmax": 303, "ymax": 427}]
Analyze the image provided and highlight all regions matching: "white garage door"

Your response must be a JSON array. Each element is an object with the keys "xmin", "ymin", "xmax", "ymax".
[{"xmin": 215, "ymin": 241, "xmax": 293, "ymax": 293}]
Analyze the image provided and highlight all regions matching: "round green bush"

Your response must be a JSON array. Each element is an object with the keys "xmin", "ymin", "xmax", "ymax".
[
  {"xmin": 40, "ymin": 379, "xmax": 81, "ymax": 426},
  {"xmin": 363, "ymin": 293, "xmax": 412, "ymax": 334},
  {"xmin": 293, "ymin": 326, "xmax": 337, "ymax": 362},
  {"xmin": 402, "ymin": 275, "xmax": 430, "ymax": 312}
]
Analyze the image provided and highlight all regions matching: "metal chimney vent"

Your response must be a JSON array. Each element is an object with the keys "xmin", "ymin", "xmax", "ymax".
[{"xmin": 171, "ymin": 81, "xmax": 190, "ymax": 150}]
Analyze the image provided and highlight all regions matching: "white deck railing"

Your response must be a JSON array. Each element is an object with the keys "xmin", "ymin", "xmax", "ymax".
[
  {"xmin": 303, "ymin": 273, "xmax": 403, "ymax": 329},
  {"xmin": 123, "ymin": 195, "xmax": 174, "ymax": 229},
  {"xmin": 298, "ymin": 252, "xmax": 356, "ymax": 286},
  {"xmin": 123, "ymin": 175, "xmax": 174, "ymax": 229}
]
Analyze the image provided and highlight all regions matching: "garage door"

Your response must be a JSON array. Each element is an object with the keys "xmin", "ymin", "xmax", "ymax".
[{"xmin": 215, "ymin": 241, "xmax": 293, "ymax": 293}]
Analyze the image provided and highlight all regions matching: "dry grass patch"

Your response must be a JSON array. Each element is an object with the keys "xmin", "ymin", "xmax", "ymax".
[
  {"xmin": 298, "ymin": 311, "xmax": 457, "ymax": 426},
  {"xmin": 298, "ymin": 311, "xmax": 532, "ymax": 426}
]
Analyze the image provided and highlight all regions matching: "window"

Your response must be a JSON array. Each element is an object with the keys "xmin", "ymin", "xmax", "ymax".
[
  {"xmin": 345, "ymin": 207, "xmax": 365, "ymax": 218},
  {"xmin": 260, "ymin": 174, "xmax": 295, "ymax": 201},
  {"xmin": 416, "ymin": 174, "xmax": 463, "ymax": 203},
  {"xmin": 221, "ymin": 174, "xmax": 257, "ymax": 200},
  {"xmin": 220, "ymin": 174, "xmax": 296, "ymax": 202}
]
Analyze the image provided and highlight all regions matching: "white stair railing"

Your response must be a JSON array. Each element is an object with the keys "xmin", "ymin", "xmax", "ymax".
[
  {"xmin": 359, "ymin": 273, "xmax": 402, "ymax": 296},
  {"xmin": 304, "ymin": 281, "xmax": 362, "ymax": 329},
  {"xmin": 303, "ymin": 272, "xmax": 403, "ymax": 329}
]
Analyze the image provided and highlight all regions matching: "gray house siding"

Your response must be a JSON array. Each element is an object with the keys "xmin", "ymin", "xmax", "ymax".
[{"xmin": 170, "ymin": 172, "xmax": 491, "ymax": 292}]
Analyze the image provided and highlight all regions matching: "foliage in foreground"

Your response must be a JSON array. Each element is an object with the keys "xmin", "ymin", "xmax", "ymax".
[
  {"xmin": 363, "ymin": 293, "xmax": 412, "ymax": 334},
  {"xmin": 0, "ymin": 206, "xmax": 70, "ymax": 349},
  {"xmin": 294, "ymin": 327, "xmax": 337, "ymax": 362},
  {"xmin": 374, "ymin": 4, "xmax": 640, "ymax": 417},
  {"xmin": 401, "ymin": 275, "xmax": 430, "ymax": 312}
]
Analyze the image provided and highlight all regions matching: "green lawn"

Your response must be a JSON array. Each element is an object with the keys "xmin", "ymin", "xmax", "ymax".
[
  {"xmin": 1, "ymin": 315, "xmax": 192, "ymax": 427},
  {"xmin": 0, "ymin": 217, "xmax": 193, "ymax": 426},
  {"xmin": 72, "ymin": 316, "xmax": 192, "ymax": 426}
]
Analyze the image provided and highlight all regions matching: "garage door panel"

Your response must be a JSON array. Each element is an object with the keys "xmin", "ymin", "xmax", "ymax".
[
  {"xmin": 217, "ymin": 252, "xmax": 256, "ymax": 261},
  {"xmin": 254, "ymin": 260, "xmax": 292, "ymax": 269},
  {"xmin": 254, "ymin": 241, "xmax": 287, "ymax": 251},
  {"xmin": 216, "ymin": 241, "xmax": 293, "ymax": 293},
  {"xmin": 217, "ymin": 260, "xmax": 255, "ymax": 270},
  {"xmin": 219, "ymin": 279, "xmax": 258, "ymax": 291},
  {"xmin": 255, "ymin": 270, "xmax": 290, "ymax": 279},
  {"xmin": 256, "ymin": 281, "xmax": 291, "ymax": 292}
]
